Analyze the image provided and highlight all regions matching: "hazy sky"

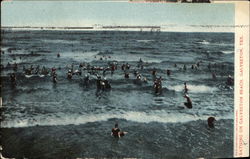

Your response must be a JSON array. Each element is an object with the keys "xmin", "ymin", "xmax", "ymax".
[{"xmin": 1, "ymin": 1, "xmax": 235, "ymax": 32}]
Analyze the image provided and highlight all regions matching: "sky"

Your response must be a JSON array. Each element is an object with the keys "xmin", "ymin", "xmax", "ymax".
[{"xmin": 1, "ymin": 1, "xmax": 235, "ymax": 32}]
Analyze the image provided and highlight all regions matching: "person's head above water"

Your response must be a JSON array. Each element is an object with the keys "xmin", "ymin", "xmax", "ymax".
[{"xmin": 207, "ymin": 117, "xmax": 216, "ymax": 128}]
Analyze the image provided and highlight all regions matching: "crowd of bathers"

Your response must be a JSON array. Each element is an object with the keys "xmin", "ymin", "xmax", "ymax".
[{"xmin": 1, "ymin": 50, "xmax": 234, "ymax": 136}]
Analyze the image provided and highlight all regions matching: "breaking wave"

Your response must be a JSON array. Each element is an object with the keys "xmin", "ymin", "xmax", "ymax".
[
  {"xmin": 1, "ymin": 110, "xmax": 233, "ymax": 128},
  {"xmin": 167, "ymin": 84, "xmax": 218, "ymax": 93},
  {"xmin": 221, "ymin": 50, "xmax": 234, "ymax": 54}
]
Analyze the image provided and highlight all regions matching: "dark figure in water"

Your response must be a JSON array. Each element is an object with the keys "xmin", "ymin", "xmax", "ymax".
[
  {"xmin": 226, "ymin": 75, "xmax": 234, "ymax": 86},
  {"xmin": 41, "ymin": 66, "xmax": 49, "ymax": 75},
  {"xmin": 96, "ymin": 76, "xmax": 102, "ymax": 90},
  {"xmin": 100, "ymin": 80, "xmax": 106, "ymax": 91},
  {"xmin": 184, "ymin": 94, "xmax": 192, "ymax": 109},
  {"xmin": 153, "ymin": 77, "xmax": 162, "ymax": 94},
  {"xmin": 207, "ymin": 117, "xmax": 216, "ymax": 128},
  {"xmin": 152, "ymin": 68, "xmax": 156, "ymax": 76},
  {"xmin": 139, "ymin": 58, "xmax": 143, "ymax": 63},
  {"xmin": 111, "ymin": 64, "xmax": 115, "ymax": 75},
  {"xmin": 197, "ymin": 61, "xmax": 200, "ymax": 67},
  {"xmin": 67, "ymin": 70, "xmax": 73, "ymax": 79},
  {"xmin": 140, "ymin": 65, "xmax": 144, "ymax": 70},
  {"xmin": 166, "ymin": 69, "xmax": 171, "ymax": 76},
  {"xmin": 35, "ymin": 65, "xmax": 40, "ymax": 74},
  {"xmin": 24, "ymin": 66, "xmax": 32, "ymax": 75},
  {"xmin": 10, "ymin": 73, "xmax": 17, "ymax": 86},
  {"xmin": 183, "ymin": 65, "xmax": 186, "ymax": 71},
  {"xmin": 57, "ymin": 53, "xmax": 60, "ymax": 58},
  {"xmin": 121, "ymin": 64, "xmax": 125, "ymax": 71},
  {"xmin": 124, "ymin": 72, "xmax": 129, "ymax": 79},
  {"xmin": 51, "ymin": 67, "xmax": 56, "ymax": 75},
  {"xmin": 136, "ymin": 74, "xmax": 142, "ymax": 81},
  {"xmin": 184, "ymin": 82, "xmax": 188, "ymax": 93},
  {"xmin": 191, "ymin": 65, "xmax": 194, "ymax": 69},
  {"xmin": 111, "ymin": 123, "xmax": 126, "ymax": 138},
  {"xmin": 125, "ymin": 63, "xmax": 130, "ymax": 70},
  {"xmin": 103, "ymin": 77, "xmax": 111, "ymax": 90},
  {"xmin": 84, "ymin": 74, "xmax": 90, "ymax": 87},
  {"xmin": 74, "ymin": 69, "xmax": 82, "ymax": 76},
  {"xmin": 52, "ymin": 74, "xmax": 57, "ymax": 83},
  {"xmin": 103, "ymin": 69, "xmax": 106, "ymax": 76},
  {"xmin": 212, "ymin": 73, "xmax": 217, "ymax": 80}
]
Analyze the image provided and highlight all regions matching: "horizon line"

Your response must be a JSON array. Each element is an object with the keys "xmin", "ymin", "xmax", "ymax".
[{"xmin": 1, "ymin": 25, "xmax": 235, "ymax": 33}]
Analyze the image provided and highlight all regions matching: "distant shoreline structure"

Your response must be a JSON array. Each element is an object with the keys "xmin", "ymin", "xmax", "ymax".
[
  {"xmin": 1, "ymin": 25, "xmax": 234, "ymax": 33},
  {"xmin": 1, "ymin": 26, "xmax": 160, "ymax": 30}
]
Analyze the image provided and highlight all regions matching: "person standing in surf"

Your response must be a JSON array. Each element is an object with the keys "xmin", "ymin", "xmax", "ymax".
[
  {"xmin": 184, "ymin": 94, "xmax": 192, "ymax": 109},
  {"xmin": 111, "ymin": 123, "xmax": 127, "ymax": 138},
  {"xmin": 184, "ymin": 82, "xmax": 188, "ymax": 93}
]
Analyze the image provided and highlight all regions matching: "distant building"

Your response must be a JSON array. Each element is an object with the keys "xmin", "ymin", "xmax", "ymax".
[{"xmin": 180, "ymin": 0, "xmax": 211, "ymax": 2}]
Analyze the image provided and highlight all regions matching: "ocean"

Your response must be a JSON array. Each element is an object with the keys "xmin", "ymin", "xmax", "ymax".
[{"xmin": 1, "ymin": 29, "xmax": 234, "ymax": 158}]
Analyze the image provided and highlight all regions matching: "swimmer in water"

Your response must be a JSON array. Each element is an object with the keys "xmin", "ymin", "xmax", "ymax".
[
  {"xmin": 191, "ymin": 65, "xmax": 194, "ymax": 69},
  {"xmin": 184, "ymin": 94, "xmax": 192, "ymax": 109},
  {"xmin": 226, "ymin": 75, "xmax": 233, "ymax": 85},
  {"xmin": 111, "ymin": 123, "xmax": 127, "ymax": 138},
  {"xmin": 207, "ymin": 117, "xmax": 216, "ymax": 128},
  {"xmin": 212, "ymin": 73, "xmax": 216, "ymax": 80},
  {"xmin": 184, "ymin": 82, "xmax": 188, "ymax": 93},
  {"xmin": 183, "ymin": 65, "xmax": 186, "ymax": 71},
  {"xmin": 52, "ymin": 74, "xmax": 57, "ymax": 83},
  {"xmin": 124, "ymin": 72, "xmax": 129, "ymax": 79},
  {"xmin": 139, "ymin": 58, "xmax": 143, "ymax": 63},
  {"xmin": 152, "ymin": 68, "xmax": 156, "ymax": 76},
  {"xmin": 166, "ymin": 69, "xmax": 171, "ymax": 76},
  {"xmin": 103, "ymin": 77, "xmax": 111, "ymax": 90},
  {"xmin": 67, "ymin": 70, "xmax": 73, "ymax": 79}
]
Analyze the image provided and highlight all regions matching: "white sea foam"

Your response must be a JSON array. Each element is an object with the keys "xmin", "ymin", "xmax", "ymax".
[
  {"xmin": 0, "ymin": 110, "xmax": 202, "ymax": 128},
  {"xmin": 10, "ymin": 58, "xmax": 23, "ymax": 64},
  {"xmin": 42, "ymin": 39, "xmax": 80, "ymax": 44},
  {"xmin": 1, "ymin": 110, "xmax": 233, "ymax": 128},
  {"xmin": 136, "ymin": 40, "xmax": 155, "ymax": 43},
  {"xmin": 167, "ymin": 84, "xmax": 218, "ymax": 93},
  {"xmin": 221, "ymin": 50, "xmax": 234, "ymax": 54},
  {"xmin": 197, "ymin": 40, "xmax": 210, "ymax": 45}
]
